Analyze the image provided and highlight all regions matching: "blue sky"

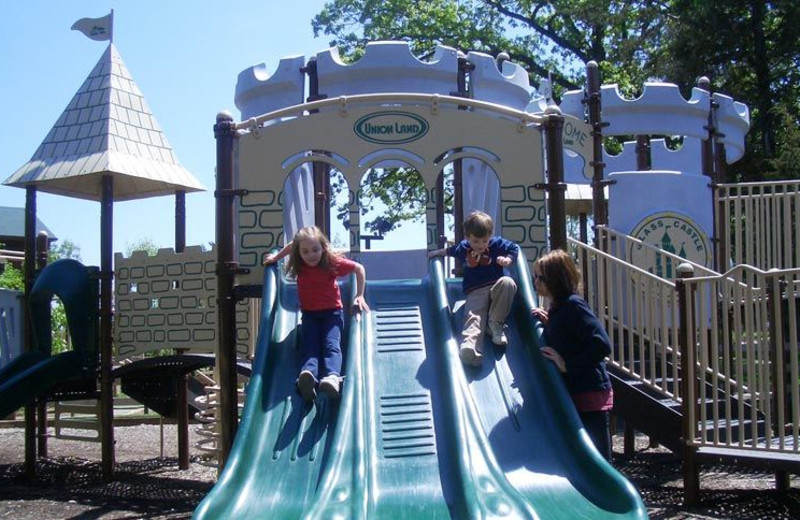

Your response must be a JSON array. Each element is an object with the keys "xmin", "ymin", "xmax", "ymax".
[{"xmin": 0, "ymin": 1, "xmax": 333, "ymax": 266}]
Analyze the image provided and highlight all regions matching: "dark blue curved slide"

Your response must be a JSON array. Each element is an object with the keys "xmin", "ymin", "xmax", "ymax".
[
  {"xmin": 0, "ymin": 259, "xmax": 98, "ymax": 418},
  {"xmin": 195, "ymin": 257, "xmax": 646, "ymax": 519}
]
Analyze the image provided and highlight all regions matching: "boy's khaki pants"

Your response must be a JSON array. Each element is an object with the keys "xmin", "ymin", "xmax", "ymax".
[{"xmin": 460, "ymin": 276, "xmax": 517, "ymax": 352}]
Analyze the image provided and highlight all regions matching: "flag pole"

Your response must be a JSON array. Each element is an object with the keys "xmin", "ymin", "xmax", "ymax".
[{"xmin": 110, "ymin": 9, "xmax": 114, "ymax": 43}]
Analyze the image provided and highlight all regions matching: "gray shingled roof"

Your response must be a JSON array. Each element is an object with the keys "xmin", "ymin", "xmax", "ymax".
[
  {"xmin": 3, "ymin": 44, "xmax": 205, "ymax": 202},
  {"xmin": 0, "ymin": 207, "xmax": 56, "ymax": 241}
]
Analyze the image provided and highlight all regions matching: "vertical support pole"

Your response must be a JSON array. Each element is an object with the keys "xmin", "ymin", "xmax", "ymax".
[
  {"xmin": 677, "ymin": 263, "xmax": 699, "ymax": 505},
  {"xmin": 698, "ymin": 76, "xmax": 723, "ymax": 272},
  {"xmin": 436, "ymin": 172, "xmax": 446, "ymax": 248},
  {"xmin": 215, "ymin": 111, "xmax": 239, "ymax": 468},
  {"xmin": 175, "ymin": 190, "xmax": 189, "ymax": 470},
  {"xmin": 579, "ymin": 213, "xmax": 589, "ymax": 301},
  {"xmin": 100, "ymin": 174, "xmax": 115, "ymax": 481},
  {"xmin": 36, "ymin": 231, "xmax": 49, "ymax": 459},
  {"xmin": 303, "ymin": 57, "xmax": 331, "ymax": 236},
  {"xmin": 635, "ymin": 135, "xmax": 651, "ymax": 170},
  {"xmin": 450, "ymin": 57, "xmax": 473, "ymax": 275},
  {"xmin": 23, "ymin": 187, "xmax": 37, "ymax": 477},
  {"xmin": 544, "ymin": 107, "xmax": 567, "ymax": 251},
  {"xmin": 766, "ymin": 271, "xmax": 791, "ymax": 490},
  {"xmin": 586, "ymin": 61, "xmax": 607, "ymax": 242}
]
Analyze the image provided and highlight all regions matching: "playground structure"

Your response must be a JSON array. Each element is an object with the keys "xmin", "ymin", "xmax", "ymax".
[{"xmin": 1, "ymin": 34, "xmax": 798, "ymax": 515}]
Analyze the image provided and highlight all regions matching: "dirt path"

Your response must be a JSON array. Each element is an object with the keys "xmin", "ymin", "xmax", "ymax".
[{"xmin": 1, "ymin": 424, "xmax": 798, "ymax": 519}]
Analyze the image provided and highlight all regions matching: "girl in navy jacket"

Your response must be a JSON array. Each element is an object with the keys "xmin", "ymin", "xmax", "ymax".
[{"xmin": 532, "ymin": 249, "xmax": 614, "ymax": 460}]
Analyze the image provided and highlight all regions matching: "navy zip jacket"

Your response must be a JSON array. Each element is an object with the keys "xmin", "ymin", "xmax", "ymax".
[
  {"xmin": 447, "ymin": 236, "xmax": 519, "ymax": 294},
  {"xmin": 543, "ymin": 294, "xmax": 612, "ymax": 395}
]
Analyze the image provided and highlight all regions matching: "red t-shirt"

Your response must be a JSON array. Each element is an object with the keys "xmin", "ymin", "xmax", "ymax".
[{"xmin": 297, "ymin": 257, "xmax": 357, "ymax": 311}]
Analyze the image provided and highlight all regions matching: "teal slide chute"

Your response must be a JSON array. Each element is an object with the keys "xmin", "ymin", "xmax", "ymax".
[{"xmin": 0, "ymin": 259, "xmax": 98, "ymax": 418}]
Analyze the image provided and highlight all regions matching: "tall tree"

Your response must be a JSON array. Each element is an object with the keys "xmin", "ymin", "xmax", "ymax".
[
  {"xmin": 313, "ymin": 0, "xmax": 670, "ymax": 93},
  {"xmin": 660, "ymin": 0, "xmax": 800, "ymax": 181},
  {"xmin": 312, "ymin": 0, "xmax": 800, "ymax": 202}
]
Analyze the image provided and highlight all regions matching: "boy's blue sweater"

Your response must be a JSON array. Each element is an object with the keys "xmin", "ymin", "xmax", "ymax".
[{"xmin": 447, "ymin": 236, "xmax": 519, "ymax": 294}]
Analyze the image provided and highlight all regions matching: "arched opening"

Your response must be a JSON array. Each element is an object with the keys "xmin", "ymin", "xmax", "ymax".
[{"xmin": 356, "ymin": 164, "xmax": 427, "ymax": 252}]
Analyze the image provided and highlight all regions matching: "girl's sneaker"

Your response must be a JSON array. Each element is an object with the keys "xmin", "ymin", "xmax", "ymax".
[
  {"xmin": 297, "ymin": 370, "xmax": 317, "ymax": 402},
  {"xmin": 319, "ymin": 374, "xmax": 342, "ymax": 399}
]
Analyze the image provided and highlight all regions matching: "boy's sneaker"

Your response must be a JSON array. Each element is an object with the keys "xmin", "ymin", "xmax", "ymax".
[
  {"xmin": 459, "ymin": 346, "xmax": 484, "ymax": 367},
  {"xmin": 488, "ymin": 321, "xmax": 508, "ymax": 346},
  {"xmin": 297, "ymin": 370, "xmax": 317, "ymax": 402},
  {"xmin": 319, "ymin": 374, "xmax": 342, "ymax": 399}
]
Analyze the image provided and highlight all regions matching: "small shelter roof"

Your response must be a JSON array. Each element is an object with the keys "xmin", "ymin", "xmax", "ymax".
[
  {"xmin": 3, "ymin": 44, "xmax": 204, "ymax": 201},
  {"xmin": 0, "ymin": 206, "xmax": 57, "ymax": 242}
]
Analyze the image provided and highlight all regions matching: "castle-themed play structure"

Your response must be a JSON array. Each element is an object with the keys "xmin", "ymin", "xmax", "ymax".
[{"xmin": 2, "ymin": 36, "xmax": 755, "ymax": 518}]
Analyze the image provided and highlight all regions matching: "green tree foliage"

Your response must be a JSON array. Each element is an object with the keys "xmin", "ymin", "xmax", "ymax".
[
  {"xmin": 659, "ymin": 0, "xmax": 800, "ymax": 181},
  {"xmin": 0, "ymin": 263, "xmax": 24, "ymax": 291},
  {"xmin": 313, "ymin": 0, "xmax": 669, "ymax": 94},
  {"xmin": 312, "ymin": 0, "xmax": 800, "ymax": 189},
  {"xmin": 126, "ymin": 237, "xmax": 160, "ymax": 257},
  {"xmin": 0, "ymin": 239, "xmax": 83, "ymax": 354}
]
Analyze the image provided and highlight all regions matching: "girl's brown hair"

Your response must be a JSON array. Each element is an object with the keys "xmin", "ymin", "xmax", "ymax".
[
  {"xmin": 535, "ymin": 249, "xmax": 581, "ymax": 302},
  {"xmin": 284, "ymin": 226, "xmax": 341, "ymax": 277}
]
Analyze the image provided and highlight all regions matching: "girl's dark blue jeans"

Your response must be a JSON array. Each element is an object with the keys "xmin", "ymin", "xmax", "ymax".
[{"xmin": 300, "ymin": 309, "xmax": 344, "ymax": 379}]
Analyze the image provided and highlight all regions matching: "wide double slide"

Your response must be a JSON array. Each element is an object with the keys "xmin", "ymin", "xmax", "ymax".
[{"xmin": 194, "ymin": 258, "xmax": 646, "ymax": 519}]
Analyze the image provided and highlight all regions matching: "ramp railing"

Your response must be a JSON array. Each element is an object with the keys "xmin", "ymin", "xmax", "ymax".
[
  {"xmin": 716, "ymin": 179, "xmax": 800, "ymax": 270},
  {"xmin": 569, "ymin": 237, "xmax": 682, "ymax": 401},
  {"xmin": 679, "ymin": 264, "xmax": 800, "ymax": 454}
]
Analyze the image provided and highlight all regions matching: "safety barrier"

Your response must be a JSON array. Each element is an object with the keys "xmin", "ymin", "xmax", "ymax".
[{"xmin": 717, "ymin": 179, "xmax": 800, "ymax": 270}]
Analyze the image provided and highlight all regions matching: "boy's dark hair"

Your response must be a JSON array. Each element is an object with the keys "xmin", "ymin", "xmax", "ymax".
[
  {"xmin": 535, "ymin": 249, "xmax": 581, "ymax": 302},
  {"xmin": 463, "ymin": 211, "xmax": 494, "ymax": 238}
]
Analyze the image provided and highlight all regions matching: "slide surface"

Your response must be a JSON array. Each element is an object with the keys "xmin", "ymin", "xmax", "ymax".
[
  {"xmin": 0, "ymin": 350, "xmax": 94, "ymax": 418},
  {"xmin": 0, "ymin": 259, "xmax": 98, "ymax": 418},
  {"xmin": 194, "ymin": 260, "xmax": 646, "ymax": 519}
]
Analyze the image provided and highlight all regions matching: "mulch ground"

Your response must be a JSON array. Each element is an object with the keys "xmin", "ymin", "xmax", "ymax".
[{"xmin": 0, "ymin": 423, "xmax": 799, "ymax": 519}]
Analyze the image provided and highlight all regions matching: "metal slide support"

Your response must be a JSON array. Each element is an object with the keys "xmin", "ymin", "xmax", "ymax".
[{"xmin": 214, "ymin": 112, "xmax": 239, "ymax": 468}]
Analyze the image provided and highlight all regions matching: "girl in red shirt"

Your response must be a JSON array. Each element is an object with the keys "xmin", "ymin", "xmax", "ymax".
[{"xmin": 264, "ymin": 227, "xmax": 369, "ymax": 402}]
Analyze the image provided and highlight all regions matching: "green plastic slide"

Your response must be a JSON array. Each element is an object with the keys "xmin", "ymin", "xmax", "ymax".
[
  {"xmin": 0, "ymin": 259, "xmax": 98, "ymax": 418},
  {"xmin": 194, "ymin": 258, "xmax": 647, "ymax": 519}
]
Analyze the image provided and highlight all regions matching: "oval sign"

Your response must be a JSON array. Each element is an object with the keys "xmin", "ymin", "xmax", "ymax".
[
  {"xmin": 628, "ymin": 212, "xmax": 712, "ymax": 276},
  {"xmin": 354, "ymin": 111, "xmax": 429, "ymax": 144}
]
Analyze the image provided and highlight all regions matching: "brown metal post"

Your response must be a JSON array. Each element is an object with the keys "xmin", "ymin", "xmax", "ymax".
[
  {"xmin": 677, "ymin": 263, "xmax": 699, "ymax": 505},
  {"xmin": 303, "ymin": 57, "xmax": 331, "ymax": 236},
  {"xmin": 765, "ymin": 272, "xmax": 791, "ymax": 490},
  {"xmin": 635, "ymin": 135, "xmax": 651, "ymax": 170},
  {"xmin": 436, "ymin": 172, "xmax": 446, "ymax": 249},
  {"xmin": 100, "ymin": 174, "xmax": 115, "ymax": 481},
  {"xmin": 586, "ymin": 61, "xmax": 607, "ymax": 241},
  {"xmin": 215, "ymin": 111, "xmax": 239, "ymax": 468},
  {"xmin": 697, "ymin": 76, "xmax": 724, "ymax": 272},
  {"xmin": 174, "ymin": 190, "xmax": 189, "ymax": 470},
  {"xmin": 544, "ymin": 107, "xmax": 567, "ymax": 251},
  {"xmin": 23, "ymin": 187, "xmax": 37, "ymax": 477},
  {"xmin": 36, "ymin": 231, "xmax": 49, "ymax": 458}
]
